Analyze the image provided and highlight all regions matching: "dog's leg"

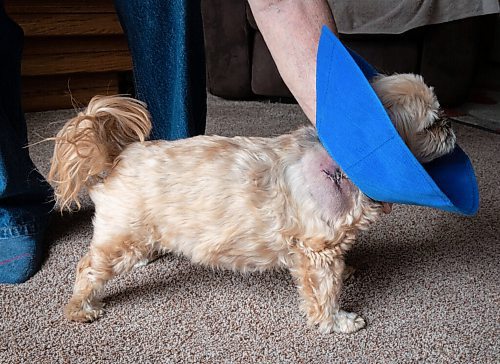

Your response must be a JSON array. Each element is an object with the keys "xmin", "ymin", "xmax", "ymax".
[
  {"xmin": 290, "ymin": 250, "xmax": 365, "ymax": 334},
  {"xmin": 64, "ymin": 251, "xmax": 106, "ymax": 322},
  {"xmin": 64, "ymin": 236, "xmax": 148, "ymax": 322}
]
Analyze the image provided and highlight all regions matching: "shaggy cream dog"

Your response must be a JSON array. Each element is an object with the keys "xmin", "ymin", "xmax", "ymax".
[{"xmin": 49, "ymin": 73, "xmax": 455, "ymax": 334}]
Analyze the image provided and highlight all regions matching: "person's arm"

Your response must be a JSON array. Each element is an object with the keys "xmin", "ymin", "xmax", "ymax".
[{"xmin": 247, "ymin": 0, "xmax": 338, "ymax": 126}]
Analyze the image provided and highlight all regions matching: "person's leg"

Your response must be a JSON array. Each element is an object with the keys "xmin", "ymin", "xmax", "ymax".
[
  {"xmin": 0, "ymin": 2, "xmax": 54, "ymax": 284},
  {"xmin": 247, "ymin": 0, "xmax": 338, "ymax": 126},
  {"xmin": 114, "ymin": 0, "xmax": 206, "ymax": 140}
]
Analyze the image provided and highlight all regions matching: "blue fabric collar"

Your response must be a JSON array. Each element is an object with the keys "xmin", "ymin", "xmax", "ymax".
[{"xmin": 315, "ymin": 26, "xmax": 479, "ymax": 215}]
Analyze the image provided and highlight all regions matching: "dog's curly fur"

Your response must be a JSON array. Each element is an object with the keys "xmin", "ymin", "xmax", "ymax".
[{"xmin": 49, "ymin": 74, "xmax": 455, "ymax": 334}]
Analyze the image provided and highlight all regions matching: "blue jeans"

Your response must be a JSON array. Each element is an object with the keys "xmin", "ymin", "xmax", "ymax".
[
  {"xmin": 114, "ymin": 0, "xmax": 206, "ymax": 140},
  {"xmin": 0, "ymin": 4, "xmax": 54, "ymax": 283},
  {"xmin": 0, "ymin": 0, "xmax": 206, "ymax": 283}
]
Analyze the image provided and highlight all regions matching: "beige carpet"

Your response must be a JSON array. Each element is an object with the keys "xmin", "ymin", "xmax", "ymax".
[{"xmin": 1, "ymin": 95, "xmax": 499, "ymax": 363}]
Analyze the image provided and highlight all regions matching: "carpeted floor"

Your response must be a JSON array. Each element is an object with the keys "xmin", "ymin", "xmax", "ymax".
[{"xmin": 1, "ymin": 95, "xmax": 499, "ymax": 363}]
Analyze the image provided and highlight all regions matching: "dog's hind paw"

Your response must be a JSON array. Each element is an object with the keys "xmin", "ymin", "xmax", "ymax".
[
  {"xmin": 342, "ymin": 265, "xmax": 356, "ymax": 282},
  {"xmin": 133, "ymin": 259, "xmax": 150, "ymax": 268},
  {"xmin": 134, "ymin": 253, "xmax": 162, "ymax": 269}
]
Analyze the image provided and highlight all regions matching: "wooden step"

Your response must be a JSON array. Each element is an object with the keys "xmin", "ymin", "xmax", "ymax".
[
  {"xmin": 10, "ymin": 13, "xmax": 123, "ymax": 37},
  {"xmin": 23, "ymin": 36, "xmax": 129, "ymax": 55},
  {"xmin": 22, "ymin": 73, "xmax": 123, "ymax": 111},
  {"xmin": 21, "ymin": 36, "xmax": 132, "ymax": 76},
  {"xmin": 5, "ymin": 0, "xmax": 116, "ymax": 13},
  {"xmin": 22, "ymin": 50, "xmax": 132, "ymax": 76},
  {"xmin": 6, "ymin": 0, "xmax": 122, "ymax": 37},
  {"xmin": 5, "ymin": 0, "xmax": 134, "ymax": 111}
]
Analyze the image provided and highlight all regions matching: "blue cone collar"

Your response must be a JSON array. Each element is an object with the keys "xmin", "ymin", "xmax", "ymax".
[{"xmin": 316, "ymin": 26, "xmax": 479, "ymax": 215}]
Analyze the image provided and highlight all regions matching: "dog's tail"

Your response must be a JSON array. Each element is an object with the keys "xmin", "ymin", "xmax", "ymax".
[{"xmin": 48, "ymin": 95, "xmax": 151, "ymax": 211}]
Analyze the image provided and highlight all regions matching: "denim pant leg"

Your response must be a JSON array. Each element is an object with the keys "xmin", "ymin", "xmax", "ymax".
[
  {"xmin": 0, "ymin": 4, "xmax": 54, "ymax": 283},
  {"xmin": 114, "ymin": 0, "xmax": 207, "ymax": 140}
]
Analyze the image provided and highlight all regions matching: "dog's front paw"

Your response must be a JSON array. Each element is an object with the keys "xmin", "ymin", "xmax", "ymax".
[
  {"xmin": 317, "ymin": 310, "xmax": 365, "ymax": 334},
  {"xmin": 330, "ymin": 310, "xmax": 365, "ymax": 333},
  {"xmin": 64, "ymin": 298, "xmax": 104, "ymax": 323}
]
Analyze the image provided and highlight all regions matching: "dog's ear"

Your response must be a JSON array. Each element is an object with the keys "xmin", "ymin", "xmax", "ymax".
[{"xmin": 371, "ymin": 74, "xmax": 415, "ymax": 146}]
